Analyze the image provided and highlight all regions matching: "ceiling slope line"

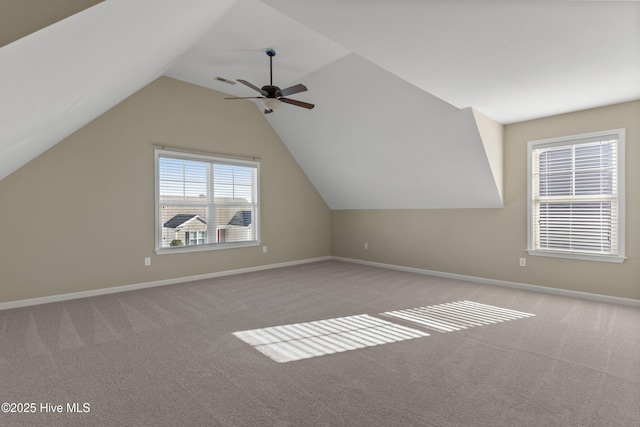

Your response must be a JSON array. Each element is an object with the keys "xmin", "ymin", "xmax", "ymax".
[{"xmin": 0, "ymin": 0, "xmax": 236, "ymax": 181}]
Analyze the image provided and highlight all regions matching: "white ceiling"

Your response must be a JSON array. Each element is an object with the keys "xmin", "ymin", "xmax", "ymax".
[
  {"xmin": 168, "ymin": 0, "xmax": 640, "ymax": 124},
  {"xmin": 2, "ymin": 0, "xmax": 639, "ymax": 209}
]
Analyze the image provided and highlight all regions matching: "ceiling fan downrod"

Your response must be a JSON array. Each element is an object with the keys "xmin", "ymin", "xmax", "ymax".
[{"xmin": 266, "ymin": 48, "xmax": 275, "ymax": 86}]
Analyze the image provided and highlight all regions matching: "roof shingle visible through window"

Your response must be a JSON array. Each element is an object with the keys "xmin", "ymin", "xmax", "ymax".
[{"xmin": 163, "ymin": 214, "xmax": 207, "ymax": 229}]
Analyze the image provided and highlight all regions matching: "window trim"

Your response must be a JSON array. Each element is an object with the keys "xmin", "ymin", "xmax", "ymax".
[
  {"xmin": 526, "ymin": 129, "xmax": 626, "ymax": 263},
  {"xmin": 154, "ymin": 149, "xmax": 260, "ymax": 255}
]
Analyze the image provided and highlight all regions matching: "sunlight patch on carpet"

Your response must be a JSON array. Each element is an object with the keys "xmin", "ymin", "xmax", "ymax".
[
  {"xmin": 382, "ymin": 300, "xmax": 535, "ymax": 333},
  {"xmin": 233, "ymin": 314, "xmax": 430, "ymax": 363}
]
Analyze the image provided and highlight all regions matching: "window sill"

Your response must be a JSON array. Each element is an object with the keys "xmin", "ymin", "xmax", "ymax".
[
  {"xmin": 526, "ymin": 249, "xmax": 626, "ymax": 264},
  {"xmin": 155, "ymin": 241, "xmax": 260, "ymax": 255}
]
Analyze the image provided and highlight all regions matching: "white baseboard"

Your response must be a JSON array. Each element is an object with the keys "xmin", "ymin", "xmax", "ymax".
[
  {"xmin": 3, "ymin": 255, "xmax": 637, "ymax": 310},
  {"xmin": 0, "ymin": 256, "xmax": 332, "ymax": 311},
  {"xmin": 332, "ymin": 256, "xmax": 640, "ymax": 308}
]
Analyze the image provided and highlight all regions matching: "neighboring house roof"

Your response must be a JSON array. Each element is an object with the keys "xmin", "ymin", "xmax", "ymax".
[
  {"xmin": 228, "ymin": 210, "xmax": 251, "ymax": 227},
  {"xmin": 164, "ymin": 214, "xmax": 206, "ymax": 229}
]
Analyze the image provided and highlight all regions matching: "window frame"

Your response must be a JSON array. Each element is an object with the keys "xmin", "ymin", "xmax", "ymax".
[
  {"xmin": 526, "ymin": 128, "xmax": 626, "ymax": 263},
  {"xmin": 154, "ymin": 149, "xmax": 260, "ymax": 255},
  {"xmin": 186, "ymin": 231, "xmax": 206, "ymax": 246}
]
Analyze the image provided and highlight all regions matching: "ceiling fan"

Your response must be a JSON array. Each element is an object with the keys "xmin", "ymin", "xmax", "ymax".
[{"xmin": 224, "ymin": 49, "xmax": 315, "ymax": 114}]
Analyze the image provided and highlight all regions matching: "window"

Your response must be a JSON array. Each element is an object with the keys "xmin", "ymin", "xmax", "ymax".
[
  {"xmin": 186, "ymin": 231, "xmax": 206, "ymax": 246},
  {"xmin": 155, "ymin": 149, "xmax": 259, "ymax": 254},
  {"xmin": 527, "ymin": 129, "xmax": 625, "ymax": 262}
]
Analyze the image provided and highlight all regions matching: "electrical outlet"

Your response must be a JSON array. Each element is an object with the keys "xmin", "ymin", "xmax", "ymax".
[
  {"xmin": 364, "ymin": 243, "xmax": 368, "ymax": 250},
  {"xmin": 263, "ymin": 246, "xmax": 267, "ymax": 253},
  {"xmin": 519, "ymin": 257, "xmax": 526, "ymax": 267},
  {"xmin": 145, "ymin": 257, "xmax": 151, "ymax": 266}
]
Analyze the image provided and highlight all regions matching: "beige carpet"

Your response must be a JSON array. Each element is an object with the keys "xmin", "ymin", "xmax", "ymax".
[{"xmin": 1, "ymin": 260, "xmax": 638, "ymax": 426}]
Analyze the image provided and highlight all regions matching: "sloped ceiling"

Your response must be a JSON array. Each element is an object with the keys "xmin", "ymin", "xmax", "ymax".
[
  {"xmin": 0, "ymin": 0, "xmax": 235, "ymax": 180},
  {"xmin": 264, "ymin": 54, "xmax": 502, "ymax": 209},
  {"xmin": 2, "ymin": 0, "xmax": 639, "ymax": 209}
]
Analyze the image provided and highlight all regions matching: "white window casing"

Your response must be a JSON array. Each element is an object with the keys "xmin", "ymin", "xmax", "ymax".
[
  {"xmin": 527, "ymin": 129, "xmax": 625, "ymax": 263},
  {"xmin": 154, "ymin": 149, "xmax": 260, "ymax": 254}
]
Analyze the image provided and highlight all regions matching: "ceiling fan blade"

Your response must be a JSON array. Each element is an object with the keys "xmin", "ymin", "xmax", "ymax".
[
  {"xmin": 237, "ymin": 79, "xmax": 268, "ymax": 96},
  {"xmin": 224, "ymin": 96, "xmax": 264, "ymax": 100},
  {"xmin": 280, "ymin": 83, "xmax": 308, "ymax": 97},
  {"xmin": 280, "ymin": 98, "xmax": 315, "ymax": 110}
]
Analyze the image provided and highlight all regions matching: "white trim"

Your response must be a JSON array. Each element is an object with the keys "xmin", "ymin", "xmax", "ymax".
[
  {"xmin": 155, "ymin": 148, "xmax": 261, "ymax": 253},
  {"xmin": 155, "ymin": 240, "xmax": 260, "ymax": 255},
  {"xmin": 526, "ymin": 128, "xmax": 626, "ymax": 262},
  {"xmin": 526, "ymin": 249, "xmax": 626, "ymax": 263},
  {"xmin": 332, "ymin": 257, "xmax": 640, "ymax": 308},
  {"xmin": 0, "ymin": 257, "xmax": 331, "ymax": 311},
  {"xmin": 3, "ymin": 255, "xmax": 636, "ymax": 311}
]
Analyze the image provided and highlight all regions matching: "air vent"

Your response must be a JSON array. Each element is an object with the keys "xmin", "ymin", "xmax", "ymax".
[{"xmin": 214, "ymin": 76, "xmax": 236, "ymax": 85}]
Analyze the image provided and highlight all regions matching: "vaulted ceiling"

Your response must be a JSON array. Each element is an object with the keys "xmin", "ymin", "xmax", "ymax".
[{"xmin": 2, "ymin": 0, "xmax": 639, "ymax": 209}]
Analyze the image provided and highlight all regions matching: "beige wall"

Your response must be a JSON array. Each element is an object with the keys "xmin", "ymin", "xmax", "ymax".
[
  {"xmin": 1, "ymin": 0, "xmax": 103, "ymax": 47},
  {"xmin": 0, "ymin": 77, "xmax": 331, "ymax": 303},
  {"xmin": 1, "ymin": 79, "xmax": 637, "ymax": 304},
  {"xmin": 332, "ymin": 100, "xmax": 640, "ymax": 300}
]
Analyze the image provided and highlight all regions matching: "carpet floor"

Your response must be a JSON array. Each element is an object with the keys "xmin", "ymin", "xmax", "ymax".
[{"xmin": 0, "ymin": 260, "xmax": 638, "ymax": 426}]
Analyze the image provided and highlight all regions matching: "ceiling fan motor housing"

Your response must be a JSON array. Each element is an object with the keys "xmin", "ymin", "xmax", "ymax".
[{"xmin": 262, "ymin": 85, "xmax": 282, "ymax": 98}]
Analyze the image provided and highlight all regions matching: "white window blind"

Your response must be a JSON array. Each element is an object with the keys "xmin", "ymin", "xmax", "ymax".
[
  {"xmin": 155, "ymin": 150, "xmax": 259, "ymax": 253},
  {"xmin": 527, "ymin": 129, "xmax": 625, "ymax": 262}
]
